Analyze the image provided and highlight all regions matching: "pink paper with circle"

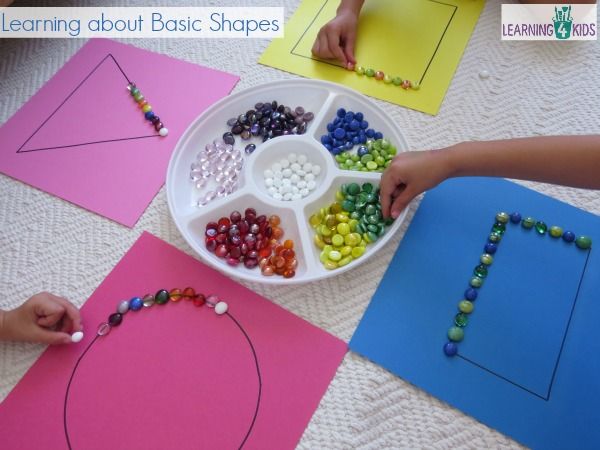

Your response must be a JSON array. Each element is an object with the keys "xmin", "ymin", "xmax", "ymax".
[
  {"xmin": 0, "ymin": 39, "xmax": 238, "ymax": 227},
  {"xmin": 0, "ymin": 232, "xmax": 347, "ymax": 449}
]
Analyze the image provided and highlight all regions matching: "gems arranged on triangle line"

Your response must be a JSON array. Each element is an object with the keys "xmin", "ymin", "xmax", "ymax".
[
  {"xmin": 127, "ymin": 83, "xmax": 168, "ymax": 137},
  {"xmin": 348, "ymin": 63, "xmax": 420, "ymax": 91}
]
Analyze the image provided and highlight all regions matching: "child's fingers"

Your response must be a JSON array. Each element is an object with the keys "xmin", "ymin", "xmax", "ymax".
[
  {"xmin": 380, "ymin": 172, "xmax": 402, "ymax": 218},
  {"xmin": 390, "ymin": 188, "xmax": 415, "ymax": 219},
  {"xmin": 33, "ymin": 328, "xmax": 72, "ymax": 345},
  {"xmin": 49, "ymin": 295, "xmax": 82, "ymax": 332},
  {"xmin": 343, "ymin": 29, "xmax": 357, "ymax": 64},
  {"xmin": 327, "ymin": 32, "xmax": 347, "ymax": 65}
]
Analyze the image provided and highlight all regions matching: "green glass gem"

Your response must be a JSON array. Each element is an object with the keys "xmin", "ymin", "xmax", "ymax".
[
  {"xmin": 488, "ymin": 232, "xmax": 502, "ymax": 243},
  {"xmin": 480, "ymin": 253, "xmax": 493, "ymax": 265},
  {"xmin": 447, "ymin": 326, "xmax": 464, "ymax": 342},
  {"xmin": 491, "ymin": 222, "xmax": 506, "ymax": 234},
  {"xmin": 470, "ymin": 276, "xmax": 483, "ymax": 288},
  {"xmin": 355, "ymin": 65, "xmax": 365, "ymax": 75},
  {"xmin": 367, "ymin": 231, "xmax": 378, "ymax": 242},
  {"xmin": 367, "ymin": 215, "xmax": 379, "ymax": 225},
  {"xmin": 522, "ymin": 217, "xmax": 535, "ymax": 229},
  {"xmin": 495, "ymin": 212, "xmax": 509, "ymax": 224},
  {"xmin": 549, "ymin": 226, "xmax": 563, "ymax": 238},
  {"xmin": 361, "ymin": 182, "xmax": 373, "ymax": 193},
  {"xmin": 458, "ymin": 300, "xmax": 474, "ymax": 314},
  {"xmin": 365, "ymin": 68, "xmax": 375, "ymax": 77},
  {"xmin": 365, "ymin": 204, "xmax": 377, "ymax": 216},
  {"xmin": 535, "ymin": 221, "xmax": 548, "ymax": 235},
  {"xmin": 575, "ymin": 235, "xmax": 592, "ymax": 250},
  {"xmin": 392, "ymin": 76, "xmax": 402, "ymax": 86},
  {"xmin": 130, "ymin": 87, "xmax": 140, "ymax": 96},
  {"xmin": 347, "ymin": 183, "xmax": 360, "ymax": 195},
  {"xmin": 474, "ymin": 264, "xmax": 488, "ymax": 278},
  {"xmin": 366, "ymin": 161, "xmax": 378, "ymax": 170},
  {"xmin": 454, "ymin": 313, "xmax": 469, "ymax": 327},
  {"xmin": 366, "ymin": 224, "xmax": 379, "ymax": 233},
  {"xmin": 411, "ymin": 82, "xmax": 421, "ymax": 90},
  {"xmin": 155, "ymin": 289, "xmax": 169, "ymax": 305},
  {"xmin": 365, "ymin": 193, "xmax": 378, "ymax": 203}
]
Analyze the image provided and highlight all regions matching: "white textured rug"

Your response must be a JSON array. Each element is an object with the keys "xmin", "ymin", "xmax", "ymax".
[{"xmin": 1, "ymin": 1, "xmax": 599, "ymax": 448}]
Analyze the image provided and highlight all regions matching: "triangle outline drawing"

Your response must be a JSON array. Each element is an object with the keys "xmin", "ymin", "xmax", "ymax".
[{"xmin": 16, "ymin": 53, "xmax": 159, "ymax": 154}]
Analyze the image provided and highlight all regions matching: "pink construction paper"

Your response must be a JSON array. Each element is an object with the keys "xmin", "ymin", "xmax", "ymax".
[
  {"xmin": 0, "ymin": 232, "xmax": 347, "ymax": 450},
  {"xmin": 0, "ymin": 39, "xmax": 238, "ymax": 227}
]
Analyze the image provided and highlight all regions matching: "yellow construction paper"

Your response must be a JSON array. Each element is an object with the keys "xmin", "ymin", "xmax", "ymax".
[{"xmin": 260, "ymin": 0, "xmax": 485, "ymax": 115}]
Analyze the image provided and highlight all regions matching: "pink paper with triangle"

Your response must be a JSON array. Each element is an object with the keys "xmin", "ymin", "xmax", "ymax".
[
  {"xmin": 0, "ymin": 39, "xmax": 238, "ymax": 227},
  {"xmin": 0, "ymin": 232, "xmax": 348, "ymax": 449}
]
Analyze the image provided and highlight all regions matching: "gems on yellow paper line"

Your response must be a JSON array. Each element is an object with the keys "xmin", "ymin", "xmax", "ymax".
[
  {"xmin": 351, "ymin": 64, "xmax": 420, "ymax": 91},
  {"xmin": 127, "ymin": 83, "xmax": 168, "ymax": 137}
]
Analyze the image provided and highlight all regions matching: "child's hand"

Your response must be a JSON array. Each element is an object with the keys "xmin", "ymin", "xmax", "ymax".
[
  {"xmin": 311, "ymin": 7, "xmax": 360, "ymax": 69},
  {"xmin": 0, "ymin": 292, "xmax": 82, "ymax": 345},
  {"xmin": 380, "ymin": 149, "xmax": 450, "ymax": 219}
]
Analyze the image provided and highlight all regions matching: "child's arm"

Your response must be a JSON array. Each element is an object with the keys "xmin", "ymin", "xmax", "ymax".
[
  {"xmin": 380, "ymin": 135, "xmax": 600, "ymax": 219},
  {"xmin": 311, "ymin": 0, "xmax": 364, "ymax": 68},
  {"xmin": 0, "ymin": 292, "xmax": 82, "ymax": 344}
]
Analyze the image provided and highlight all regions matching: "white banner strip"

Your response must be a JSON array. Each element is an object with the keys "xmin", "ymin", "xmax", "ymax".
[
  {"xmin": 0, "ymin": 7, "xmax": 284, "ymax": 38},
  {"xmin": 501, "ymin": 4, "xmax": 597, "ymax": 41}
]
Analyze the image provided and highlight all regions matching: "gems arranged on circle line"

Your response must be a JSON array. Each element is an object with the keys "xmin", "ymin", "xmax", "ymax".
[
  {"xmin": 127, "ymin": 83, "xmax": 168, "ymax": 137},
  {"xmin": 443, "ymin": 211, "xmax": 592, "ymax": 357},
  {"xmin": 90, "ymin": 288, "xmax": 228, "ymax": 338}
]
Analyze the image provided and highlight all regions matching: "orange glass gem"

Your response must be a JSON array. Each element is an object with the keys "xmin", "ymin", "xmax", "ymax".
[
  {"xmin": 282, "ymin": 249, "xmax": 295, "ymax": 259},
  {"xmin": 182, "ymin": 287, "xmax": 196, "ymax": 300},
  {"xmin": 283, "ymin": 240, "xmax": 294, "ymax": 249},
  {"xmin": 375, "ymin": 71, "xmax": 385, "ymax": 80},
  {"xmin": 259, "ymin": 247, "xmax": 272, "ymax": 258},
  {"xmin": 401, "ymin": 80, "xmax": 412, "ymax": 90},
  {"xmin": 272, "ymin": 227, "xmax": 284, "ymax": 240},
  {"xmin": 283, "ymin": 270, "xmax": 295, "ymax": 278},
  {"xmin": 138, "ymin": 100, "xmax": 148, "ymax": 108},
  {"xmin": 262, "ymin": 266, "xmax": 274, "ymax": 276},
  {"xmin": 169, "ymin": 288, "xmax": 183, "ymax": 302},
  {"xmin": 269, "ymin": 215, "xmax": 281, "ymax": 226}
]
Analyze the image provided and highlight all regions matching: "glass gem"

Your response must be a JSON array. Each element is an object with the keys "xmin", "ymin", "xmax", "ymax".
[
  {"xmin": 470, "ymin": 277, "xmax": 483, "ymax": 288},
  {"xmin": 108, "ymin": 313, "xmax": 123, "ymax": 327},
  {"xmin": 484, "ymin": 242, "xmax": 497, "ymax": 254},
  {"xmin": 474, "ymin": 264, "xmax": 488, "ymax": 278},
  {"xmin": 464, "ymin": 288, "xmax": 478, "ymax": 301},
  {"xmin": 447, "ymin": 326, "xmax": 464, "ymax": 342},
  {"xmin": 97, "ymin": 322, "xmax": 111, "ymax": 336},
  {"xmin": 193, "ymin": 294, "xmax": 206, "ymax": 307},
  {"xmin": 365, "ymin": 68, "xmax": 375, "ymax": 77},
  {"xmin": 355, "ymin": 66, "xmax": 365, "ymax": 75},
  {"xmin": 443, "ymin": 342, "xmax": 458, "ymax": 356},
  {"xmin": 495, "ymin": 212, "xmax": 509, "ymax": 224},
  {"xmin": 575, "ymin": 236, "xmax": 592, "ymax": 250},
  {"xmin": 488, "ymin": 233, "xmax": 501, "ymax": 243},
  {"xmin": 206, "ymin": 294, "xmax": 220, "ymax": 307},
  {"xmin": 392, "ymin": 77, "xmax": 402, "ymax": 86},
  {"xmin": 510, "ymin": 212, "xmax": 521, "ymax": 223},
  {"xmin": 562, "ymin": 231, "xmax": 575, "ymax": 243},
  {"xmin": 142, "ymin": 294, "xmax": 155, "ymax": 307},
  {"xmin": 169, "ymin": 288, "xmax": 183, "ymax": 302},
  {"xmin": 480, "ymin": 253, "xmax": 493, "ymax": 265},
  {"xmin": 458, "ymin": 300, "xmax": 474, "ymax": 314},
  {"xmin": 117, "ymin": 300, "xmax": 130, "ymax": 314},
  {"xmin": 155, "ymin": 289, "xmax": 169, "ymax": 304},
  {"xmin": 549, "ymin": 226, "xmax": 563, "ymax": 238},
  {"xmin": 491, "ymin": 222, "xmax": 506, "ymax": 234},
  {"xmin": 521, "ymin": 217, "xmax": 535, "ymax": 229},
  {"xmin": 535, "ymin": 221, "xmax": 548, "ymax": 235},
  {"xmin": 182, "ymin": 287, "xmax": 196, "ymax": 299},
  {"xmin": 455, "ymin": 313, "xmax": 469, "ymax": 327},
  {"xmin": 129, "ymin": 297, "xmax": 143, "ymax": 311}
]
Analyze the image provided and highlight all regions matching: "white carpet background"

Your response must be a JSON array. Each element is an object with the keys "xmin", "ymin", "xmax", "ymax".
[{"xmin": 1, "ymin": 1, "xmax": 599, "ymax": 448}]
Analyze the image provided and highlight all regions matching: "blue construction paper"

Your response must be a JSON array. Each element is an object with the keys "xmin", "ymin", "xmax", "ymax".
[{"xmin": 350, "ymin": 178, "xmax": 600, "ymax": 449}]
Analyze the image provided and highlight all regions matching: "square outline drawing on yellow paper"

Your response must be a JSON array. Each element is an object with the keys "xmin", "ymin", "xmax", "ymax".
[{"xmin": 260, "ymin": 0, "xmax": 485, "ymax": 115}]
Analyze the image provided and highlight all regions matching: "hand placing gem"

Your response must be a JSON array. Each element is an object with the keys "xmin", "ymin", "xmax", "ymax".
[
  {"xmin": 0, "ymin": 292, "xmax": 83, "ymax": 345},
  {"xmin": 380, "ymin": 136, "xmax": 600, "ymax": 220}
]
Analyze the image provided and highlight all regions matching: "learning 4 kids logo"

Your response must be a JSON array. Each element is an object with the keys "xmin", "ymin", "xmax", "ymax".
[{"xmin": 502, "ymin": 4, "xmax": 597, "ymax": 40}]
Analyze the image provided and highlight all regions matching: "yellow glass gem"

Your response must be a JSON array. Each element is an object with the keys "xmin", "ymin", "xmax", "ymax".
[
  {"xmin": 351, "ymin": 246, "xmax": 365, "ymax": 258},
  {"xmin": 309, "ymin": 214, "xmax": 321, "ymax": 227},
  {"xmin": 314, "ymin": 234, "xmax": 325, "ymax": 249},
  {"xmin": 337, "ymin": 222, "xmax": 351, "ymax": 235},
  {"xmin": 142, "ymin": 104, "xmax": 152, "ymax": 113},
  {"xmin": 338, "ymin": 256, "xmax": 353, "ymax": 267},
  {"xmin": 330, "ymin": 203, "xmax": 343, "ymax": 214},
  {"xmin": 331, "ymin": 234, "xmax": 344, "ymax": 247},
  {"xmin": 328, "ymin": 250, "xmax": 342, "ymax": 262},
  {"xmin": 458, "ymin": 300, "xmax": 474, "ymax": 314},
  {"xmin": 341, "ymin": 246, "xmax": 353, "ymax": 256},
  {"xmin": 324, "ymin": 260, "xmax": 338, "ymax": 270}
]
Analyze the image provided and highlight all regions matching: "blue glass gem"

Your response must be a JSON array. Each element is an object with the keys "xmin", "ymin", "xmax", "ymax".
[
  {"xmin": 484, "ymin": 242, "xmax": 497, "ymax": 254},
  {"xmin": 510, "ymin": 212, "xmax": 522, "ymax": 224},
  {"xmin": 344, "ymin": 111, "xmax": 354, "ymax": 122},
  {"xmin": 374, "ymin": 131, "xmax": 383, "ymax": 140},
  {"xmin": 443, "ymin": 342, "xmax": 458, "ymax": 357},
  {"xmin": 464, "ymin": 288, "xmax": 478, "ymax": 301},
  {"xmin": 365, "ymin": 129, "xmax": 375, "ymax": 138},
  {"xmin": 355, "ymin": 112, "xmax": 364, "ymax": 121},
  {"xmin": 244, "ymin": 143, "xmax": 256, "ymax": 154},
  {"xmin": 144, "ymin": 111, "xmax": 155, "ymax": 120},
  {"xmin": 326, "ymin": 122, "xmax": 335, "ymax": 132},
  {"xmin": 321, "ymin": 135, "xmax": 332, "ymax": 145},
  {"xmin": 357, "ymin": 145, "xmax": 369, "ymax": 157},
  {"xmin": 129, "ymin": 296, "xmax": 143, "ymax": 311},
  {"xmin": 333, "ymin": 128, "xmax": 346, "ymax": 139},
  {"xmin": 350, "ymin": 119, "xmax": 361, "ymax": 130},
  {"xmin": 360, "ymin": 120, "xmax": 369, "ymax": 129},
  {"xmin": 336, "ymin": 108, "xmax": 346, "ymax": 118},
  {"xmin": 562, "ymin": 230, "xmax": 575, "ymax": 242}
]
